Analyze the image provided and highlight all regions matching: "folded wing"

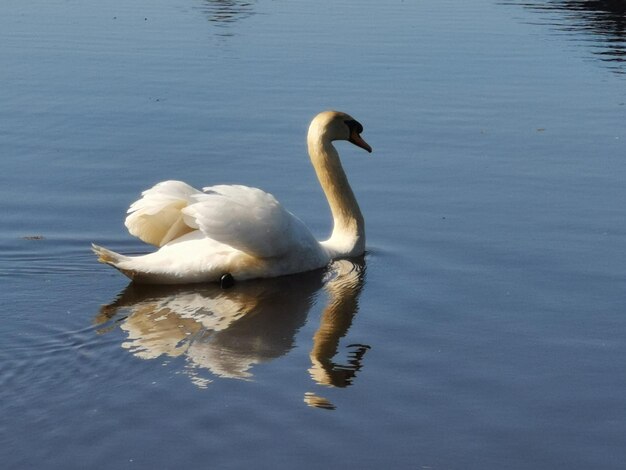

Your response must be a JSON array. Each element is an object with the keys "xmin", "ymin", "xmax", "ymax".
[
  {"xmin": 182, "ymin": 185, "xmax": 311, "ymax": 258},
  {"xmin": 125, "ymin": 180, "xmax": 203, "ymax": 247},
  {"xmin": 125, "ymin": 181, "xmax": 316, "ymax": 259}
]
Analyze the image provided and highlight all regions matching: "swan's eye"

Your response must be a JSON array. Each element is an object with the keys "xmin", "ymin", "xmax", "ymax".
[{"xmin": 344, "ymin": 119, "xmax": 364, "ymax": 134}]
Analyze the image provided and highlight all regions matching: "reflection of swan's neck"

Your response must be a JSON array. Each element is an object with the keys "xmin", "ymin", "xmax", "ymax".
[
  {"xmin": 308, "ymin": 259, "xmax": 367, "ymax": 388},
  {"xmin": 308, "ymin": 133, "xmax": 365, "ymax": 257}
]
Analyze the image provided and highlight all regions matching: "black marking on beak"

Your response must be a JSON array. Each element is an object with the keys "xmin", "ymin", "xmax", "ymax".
[
  {"xmin": 345, "ymin": 119, "xmax": 364, "ymax": 134},
  {"xmin": 345, "ymin": 119, "xmax": 372, "ymax": 153}
]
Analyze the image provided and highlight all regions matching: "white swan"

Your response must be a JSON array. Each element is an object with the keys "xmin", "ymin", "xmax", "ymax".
[{"xmin": 92, "ymin": 110, "xmax": 372, "ymax": 284}]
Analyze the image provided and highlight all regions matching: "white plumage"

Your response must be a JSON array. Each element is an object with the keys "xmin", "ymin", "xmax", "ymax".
[{"xmin": 92, "ymin": 110, "xmax": 372, "ymax": 284}]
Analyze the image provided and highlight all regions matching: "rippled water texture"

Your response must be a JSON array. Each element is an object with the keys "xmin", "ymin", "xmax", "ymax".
[
  {"xmin": 503, "ymin": 0, "xmax": 626, "ymax": 73},
  {"xmin": 2, "ymin": 0, "xmax": 626, "ymax": 469}
]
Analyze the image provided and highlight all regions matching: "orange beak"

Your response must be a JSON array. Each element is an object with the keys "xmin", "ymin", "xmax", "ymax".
[{"xmin": 349, "ymin": 130, "xmax": 372, "ymax": 153}]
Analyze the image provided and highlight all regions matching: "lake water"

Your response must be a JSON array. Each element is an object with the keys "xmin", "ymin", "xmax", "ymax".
[{"xmin": 2, "ymin": 0, "xmax": 626, "ymax": 468}]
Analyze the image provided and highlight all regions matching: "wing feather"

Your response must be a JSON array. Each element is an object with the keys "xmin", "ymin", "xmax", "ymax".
[
  {"xmin": 125, "ymin": 181, "xmax": 316, "ymax": 258},
  {"xmin": 125, "ymin": 180, "xmax": 202, "ymax": 247},
  {"xmin": 181, "ymin": 185, "xmax": 305, "ymax": 258}
]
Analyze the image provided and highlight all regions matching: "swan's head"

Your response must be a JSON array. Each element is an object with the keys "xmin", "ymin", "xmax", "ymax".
[{"xmin": 308, "ymin": 111, "xmax": 372, "ymax": 153}]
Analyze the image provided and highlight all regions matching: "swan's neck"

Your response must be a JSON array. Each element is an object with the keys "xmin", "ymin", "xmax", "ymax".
[{"xmin": 308, "ymin": 135, "xmax": 365, "ymax": 258}]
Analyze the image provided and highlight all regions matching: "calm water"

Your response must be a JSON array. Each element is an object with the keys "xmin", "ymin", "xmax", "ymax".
[{"xmin": 2, "ymin": 0, "xmax": 626, "ymax": 468}]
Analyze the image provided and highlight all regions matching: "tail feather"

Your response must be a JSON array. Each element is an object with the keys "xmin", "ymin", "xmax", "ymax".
[{"xmin": 91, "ymin": 243, "xmax": 129, "ymax": 266}]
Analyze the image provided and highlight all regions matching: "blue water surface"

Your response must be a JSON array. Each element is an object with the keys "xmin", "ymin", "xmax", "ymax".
[{"xmin": 1, "ymin": 1, "xmax": 626, "ymax": 468}]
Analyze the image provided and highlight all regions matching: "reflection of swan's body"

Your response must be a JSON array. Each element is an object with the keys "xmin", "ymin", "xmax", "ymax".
[
  {"xmin": 92, "ymin": 111, "xmax": 372, "ymax": 284},
  {"xmin": 95, "ymin": 259, "xmax": 368, "ymax": 389},
  {"xmin": 97, "ymin": 270, "xmax": 323, "ymax": 381}
]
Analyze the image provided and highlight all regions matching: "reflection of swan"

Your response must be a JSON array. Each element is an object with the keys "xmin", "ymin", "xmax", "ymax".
[
  {"xmin": 197, "ymin": 0, "xmax": 256, "ymax": 25},
  {"xmin": 505, "ymin": 0, "xmax": 626, "ymax": 73},
  {"xmin": 308, "ymin": 260, "xmax": 369, "ymax": 388},
  {"xmin": 95, "ymin": 258, "xmax": 369, "ymax": 390},
  {"xmin": 92, "ymin": 111, "xmax": 372, "ymax": 284}
]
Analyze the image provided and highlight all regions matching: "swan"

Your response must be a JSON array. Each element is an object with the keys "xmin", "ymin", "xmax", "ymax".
[{"xmin": 92, "ymin": 110, "xmax": 372, "ymax": 284}]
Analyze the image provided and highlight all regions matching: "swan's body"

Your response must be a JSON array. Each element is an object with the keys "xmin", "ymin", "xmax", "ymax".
[{"xmin": 92, "ymin": 111, "xmax": 372, "ymax": 284}]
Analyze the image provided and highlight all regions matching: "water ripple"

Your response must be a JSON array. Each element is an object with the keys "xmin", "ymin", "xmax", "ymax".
[
  {"xmin": 0, "ymin": 237, "xmax": 141, "ymax": 277},
  {"xmin": 502, "ymin": 0, "xmax": 626, "ymax": 74},
  {"xmin": 194, "ymin": 0, "xmax": 256, "ymax": 35}
]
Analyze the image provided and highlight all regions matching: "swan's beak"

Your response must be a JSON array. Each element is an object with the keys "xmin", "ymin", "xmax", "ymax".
[{"xmin": 349, "ymin": 132, "xmax": 372, "ymax": 153}]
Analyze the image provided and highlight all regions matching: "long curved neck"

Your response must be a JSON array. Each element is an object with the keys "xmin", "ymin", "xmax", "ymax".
[{"xmin": 307, "ymin": 134, "xmax": 365, "ymax": 258}]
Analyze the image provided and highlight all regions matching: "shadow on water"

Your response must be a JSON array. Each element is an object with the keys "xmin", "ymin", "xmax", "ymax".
[
  {"xmin": 502, "ymin": 0, "xmax": 626, "ymax": 74},
  {"xmin": 94, "ymin": 258, "xmax": 369, "ymax": 409},
  {"xmin": 194, "ymin": 0, "xmax": 256, "ymax": 35}
]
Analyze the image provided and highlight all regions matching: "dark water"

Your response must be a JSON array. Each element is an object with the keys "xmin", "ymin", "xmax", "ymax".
[
  {"xmin": 2, "ymin": 0, "xmax": 626, "ymax": 468},
  {"xmin": 503, "ymin": 0, "xmax": 626, "ymax": 74}
]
